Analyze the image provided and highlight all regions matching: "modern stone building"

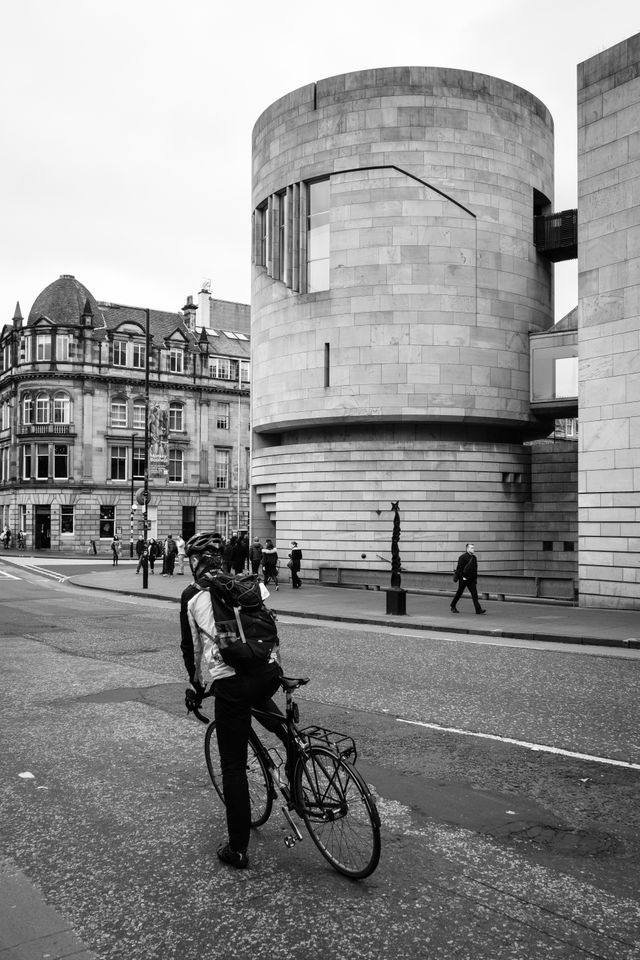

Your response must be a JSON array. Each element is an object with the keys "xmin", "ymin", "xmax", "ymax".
[
  {"xmin": 0, "ymin": 275, "xmax": 251, "ymax": 552},
  {"xmin": 250, "ymin": 67, "xmax": 581, "ymax": 587},
  {"xmin": 577, "ymin": 34, "xmax": 640, "ymax": 608}
]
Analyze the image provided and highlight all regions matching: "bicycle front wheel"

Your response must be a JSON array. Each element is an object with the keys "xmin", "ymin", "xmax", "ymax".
[
  {"xmin": 294, "ymin": 745, "xmax": 381, "ymax": 879},
  {"xmin": 204, "ymin": 723, "xmax": 273, "ymax": 828}
]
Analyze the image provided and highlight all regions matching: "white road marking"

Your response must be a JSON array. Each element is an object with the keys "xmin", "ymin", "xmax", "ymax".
[
  {"xmin": 397, "ymin": 717, "xmax": 640, "ymax": 771},
  {"xmin": 0, "ymin": 569, "xmax": 21, "ymax": 580}
]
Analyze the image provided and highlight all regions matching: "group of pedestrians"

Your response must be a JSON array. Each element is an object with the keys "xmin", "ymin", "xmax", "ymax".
[
  {"xmin": 133, "ymin": 533, "xmax": 186, "ymax": 575},
  {"xmin": 128, "ymin": 530, "xmax": 303, "ymax": 589}
]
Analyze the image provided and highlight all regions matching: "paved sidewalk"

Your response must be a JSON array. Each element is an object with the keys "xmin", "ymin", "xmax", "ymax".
[{"xmin": 58, "ymin": 563, "xmax": 640, "ymax": 650}]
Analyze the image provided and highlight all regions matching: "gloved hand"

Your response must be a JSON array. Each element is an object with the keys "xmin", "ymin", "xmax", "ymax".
[{"xmin": 184, "ymin": 687, "xmax": 202, "ymax": 712}]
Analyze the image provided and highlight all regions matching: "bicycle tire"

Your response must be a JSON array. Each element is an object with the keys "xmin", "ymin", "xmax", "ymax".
[
  {"xmin": 204, "ymin": 722, "xmax": 273, "ymax": 828},
  {"xmin": 294, "ymin": 745, "xmax": 381, "ymax": 879}
]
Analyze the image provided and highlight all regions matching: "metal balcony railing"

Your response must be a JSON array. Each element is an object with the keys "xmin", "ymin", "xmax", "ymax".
[{"xmin": 534, "ymin": 209, "xmax": 578, "ymax": 262}]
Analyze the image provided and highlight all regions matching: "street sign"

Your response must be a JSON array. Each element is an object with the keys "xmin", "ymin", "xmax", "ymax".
[{"xmin": 135, "ymin": 487, "xmax": 151, "ymax": 506}]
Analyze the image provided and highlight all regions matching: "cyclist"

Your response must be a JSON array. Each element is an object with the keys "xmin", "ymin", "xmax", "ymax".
[{"xmin": 179, "ymin": 531, "xmax": 285, "ymax": 869}]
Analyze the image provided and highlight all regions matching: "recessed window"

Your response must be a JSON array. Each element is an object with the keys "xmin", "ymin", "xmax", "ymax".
[
  {"xmin": 563, "ymin": 541, "xmax": 575, "ymax": 552},
  {"xmin": 209, "ymin": 357, "xmax": 233, "ymax": 380},
  {"xmin": 36, "ymin": 335, "xmax": 51, "ymax": 362},
  {"xmin": 215, "ymin": 510, "xmax": 229, "ymax": 539},
  {"xmin": 169, "ymin": 402, "xmax": 184, "ymax": 432},
  {"xmin": 36, "ymin": 443, "xmax": 49, "ymax": 479},
  {"xmin": 36, "ymin": 394, "xmax": 50, "ymax": 424},
  {"xmin": 239, "ymin": 360, "xmax": 250, "ymax": 383},
  {"xmin": 132, "ymin": 342, "xmax": 146, "ymax": 369},
  {"xmin": 111, "ymin": 401, "xmax": 127, "ymax": 428},
  {"xmin": 215, "ymin": 448, "xmax": 230, "ymax": 489},
  {"xmin": 307, "ymin": 178, "xmax": 330, "ymax": 292},
  {"xmin": 110, "ymin": 445, "xmax": 127, "ymax": 480},
  {"xmin": 57, "ymin": 334, "xmax": 76, "ymax": 361},
  {"xmin": 53, "ymin": 392, "xmax": 71, "ymax": 424},
  {"xmin": 542, "ymin": 541, "xmax": 553, "ymax": 552},
  {"xmin": 54, "ymin": 445, "xmax": 69, "ymax": 479},
  {"xmin": 133, "ymin": 447, "xmax": 145, "ymax": 479},
  {"xmin": 22, "ymin": 445, "xmax": 32, "ymax": 479},
  {"xmin": 60, "ymin": 505, "xmax": 74, "ymax": 534},
  {"xmin": 168, "ymin": 447, "xmax": 183, "ymax": 483},
  {"xmin": 216, "ymin": 402, "xmax": 230, "ymax": 430},
  {"xmin": 22, "ymin": 395, "xmax": 33, "ymax": 424},
  {"xmin": 169, "ymin": 347, "xmax": 184, "ymax": 373},
  {"xmin": 99, "ymin": 505, "xmax": 115, "ymax": 539},
  {"xmin": 133, "ymin": 401, "xmax": 146, "ymax": 430},
  {"xmin": 113, "ymin": 340, "xmax": 127, "ymax": 366}
]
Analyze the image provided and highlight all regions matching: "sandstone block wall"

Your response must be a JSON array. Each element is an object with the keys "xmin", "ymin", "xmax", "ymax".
[{"xmin": 578, "ymin": 34, "xmax": 640, "ymax": 608}]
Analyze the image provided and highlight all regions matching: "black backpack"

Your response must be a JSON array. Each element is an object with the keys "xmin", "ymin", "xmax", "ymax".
[{"xmin": 208, "ymin": 573, "xmax": 280, "ymax": 675}]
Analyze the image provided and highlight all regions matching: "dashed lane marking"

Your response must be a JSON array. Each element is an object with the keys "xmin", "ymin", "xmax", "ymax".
[{"xmin": 397, "ymin": 718, "xmax": 640, "ymax": 771}]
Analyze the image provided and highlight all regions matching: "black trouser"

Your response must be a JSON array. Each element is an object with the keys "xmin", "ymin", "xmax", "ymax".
[
  {"xmin": 291, "ymin": 566, "xmax": 301, "ymax": 588},
  {"xmin": 214, "ymin": 666, "xmax": 285, "ymax": 852},
  {"xmin": 451, "ymin": 578, "xmax": 482, "ymax": 612}
]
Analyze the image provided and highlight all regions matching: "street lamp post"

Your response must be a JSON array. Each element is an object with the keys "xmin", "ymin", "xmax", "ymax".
[
  {"xmin": 142, "ymin": 308, "xmax": 150, "ymax": 590},
  {"xmin": 129, "ymin": 432, "xmax": 137, "ymax": 558}
]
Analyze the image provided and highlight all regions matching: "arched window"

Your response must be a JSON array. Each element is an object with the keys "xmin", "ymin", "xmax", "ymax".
[
  {"xmin": 169, "ymin": 402, "xmax": 184, "ymax": 432},
  {"xmin": 22, "ymin": 394, "xmax": 33, "ymax": 424},
  {"xmin": 111, "ymin": 398, "xmax": 128, "ymax": 428},
  {"xmin": 35, "ymin": 392, "xmax": 50, "ymax": 424},
  {"xmin": 53, "ymin": 392, "xmax": 71, "ymax": 424}
]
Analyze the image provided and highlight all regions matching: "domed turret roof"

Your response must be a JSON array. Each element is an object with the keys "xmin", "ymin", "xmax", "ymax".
[{"xmin": 27, "ymin": 275, "xmax": 104, "ymax": 327}]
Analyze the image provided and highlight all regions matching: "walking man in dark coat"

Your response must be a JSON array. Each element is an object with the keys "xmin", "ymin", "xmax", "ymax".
[{"xmin": 451, "ymin": 543, "xmax": 486, "ymax": 615}]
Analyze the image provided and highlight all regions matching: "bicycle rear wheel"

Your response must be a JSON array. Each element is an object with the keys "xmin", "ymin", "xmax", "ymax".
[
  {"xmin": 294, "ymin": 745, "xmax": 381, "ymax": 879},
  {"xmin": 204, "ymin": 723, "xmax": 273, "ymax": 828}
]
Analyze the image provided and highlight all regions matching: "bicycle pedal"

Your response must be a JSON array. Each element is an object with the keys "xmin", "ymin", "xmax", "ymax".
[{"xmin": 281, "ymin": 806, "xmax": 303, "ymax": 842}]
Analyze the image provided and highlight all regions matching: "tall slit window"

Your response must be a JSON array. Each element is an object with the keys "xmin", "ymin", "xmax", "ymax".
[{"xmin": 307, "ymin": 178, "xmax": 330, "ymax": 292}]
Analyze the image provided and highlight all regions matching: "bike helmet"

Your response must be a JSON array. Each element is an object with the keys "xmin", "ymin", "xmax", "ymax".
[{"xmin": 185, "ymin": 532, "xmax": 223, "ymax": 580}]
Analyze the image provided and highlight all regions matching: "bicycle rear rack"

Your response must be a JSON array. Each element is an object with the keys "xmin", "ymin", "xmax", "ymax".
[{"xmin": 300, "ymin": 725, "xmax": 357, "ymax": 763}]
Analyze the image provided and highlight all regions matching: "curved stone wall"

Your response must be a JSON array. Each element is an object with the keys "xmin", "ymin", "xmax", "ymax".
[
  {"xmin": 252, "ymin": 67, "xmax": 554, "ymax": 434},
  {"xmin": 251, "ymin": 68, "xmax": 556, "ymax": 572}
]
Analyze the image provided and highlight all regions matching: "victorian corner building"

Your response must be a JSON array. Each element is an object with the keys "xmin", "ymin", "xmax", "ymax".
[
  {"xmin": 0, "ymin": 277, "xmax": 251, "ymax": 550},
  {"xmin": 250, "ymin": 33, "xmax": 640, "ymax": 610}
]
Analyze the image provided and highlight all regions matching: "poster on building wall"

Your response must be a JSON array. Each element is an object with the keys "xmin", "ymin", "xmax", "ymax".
[{"xmin": 148, "ymin": 402, "xmax": 169, "ymax": 478}]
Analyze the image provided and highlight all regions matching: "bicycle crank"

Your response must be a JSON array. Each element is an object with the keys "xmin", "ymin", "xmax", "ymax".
[{"xmin": 281, "ymin": 807, "xmax": 303, "ymax": 847}]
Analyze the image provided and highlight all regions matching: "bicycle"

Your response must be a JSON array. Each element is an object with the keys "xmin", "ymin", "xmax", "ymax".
[{"xmin": 186, "ymin": 675, "xmax": 381, "ymax": 879}]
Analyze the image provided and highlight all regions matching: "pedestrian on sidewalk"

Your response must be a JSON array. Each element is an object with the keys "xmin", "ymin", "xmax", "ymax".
[
  {"xmin": 232, "ymin": 534, "xmax": 248, "ymax": 575},
  {"xmin": 135, "ymin": 535, "xmax": 145, "ymax": 573},
  {"xmin": 288, "ymin": 541, "xmax": 303, "ymax": 589},
  {"xmin": 261, "ymin": 539, "xmax": 279, "ymax": 590},
  {"xmin": 450, "ymin": 543, "xmax": 486, "ymax": 615},
  {"xmin": 176, "ymin": 533, "xmax": 186, "ymax": 574},
  {"xmin": 249, "ymin": 537, "xmax": 262, "ymax": 575},
  {"xmin": 164, "ymin": 534, "xmax": 178, "ymax": 576},
  {"xmin": 111, "ymin": 534, "xmax": 121, "ymax": 566},
  {"xmin": 148, "ymin": 538, "xmax": 159, "ymax": 574}
]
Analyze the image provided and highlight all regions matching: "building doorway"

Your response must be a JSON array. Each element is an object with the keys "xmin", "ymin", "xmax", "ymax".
[
  {"xmin": 34, "ymin": 506, "xmax": 51, "ymax": 549},
  {"xmin": 182, "ymin": 506, "xmax": 196, "ymax": 541}
]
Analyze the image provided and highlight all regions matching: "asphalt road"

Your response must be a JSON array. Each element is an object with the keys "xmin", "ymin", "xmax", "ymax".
[{"xmin": 1, "ymin": 562, "xmax": 640, "ymax": 960}]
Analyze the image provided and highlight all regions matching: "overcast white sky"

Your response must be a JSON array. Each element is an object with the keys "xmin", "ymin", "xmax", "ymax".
[{"xmin": 1, "ymin": 0, "xmax": 638, "ymax": 325}]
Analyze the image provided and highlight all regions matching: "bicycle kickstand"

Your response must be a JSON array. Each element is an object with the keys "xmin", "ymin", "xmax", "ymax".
[{"xmin": 281, "ymin": 807, "xmax": 304, "ymax": 848}]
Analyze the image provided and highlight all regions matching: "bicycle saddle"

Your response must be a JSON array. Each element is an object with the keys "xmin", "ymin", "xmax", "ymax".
[{"xmin": 280, "ymin": 676, "xmax": 310, "ymax": 691}]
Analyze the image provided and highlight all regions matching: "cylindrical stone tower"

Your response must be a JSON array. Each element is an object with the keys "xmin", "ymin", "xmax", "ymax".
[{"xmin": 251, "ymin": 67, "xmax": 554, "ymax": 573}]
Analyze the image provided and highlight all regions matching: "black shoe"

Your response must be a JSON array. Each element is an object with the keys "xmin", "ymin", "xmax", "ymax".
[
  {"xmin": 217, "ymin": 843, "xmax": 248, "ymax": 869},
  {"xmin": 450, "ymin": 606, "xmax": 458, "ymax": 613},
  {"xmin": 476, "ymin": 609, "xmax": 487, "ymax": 615}
]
